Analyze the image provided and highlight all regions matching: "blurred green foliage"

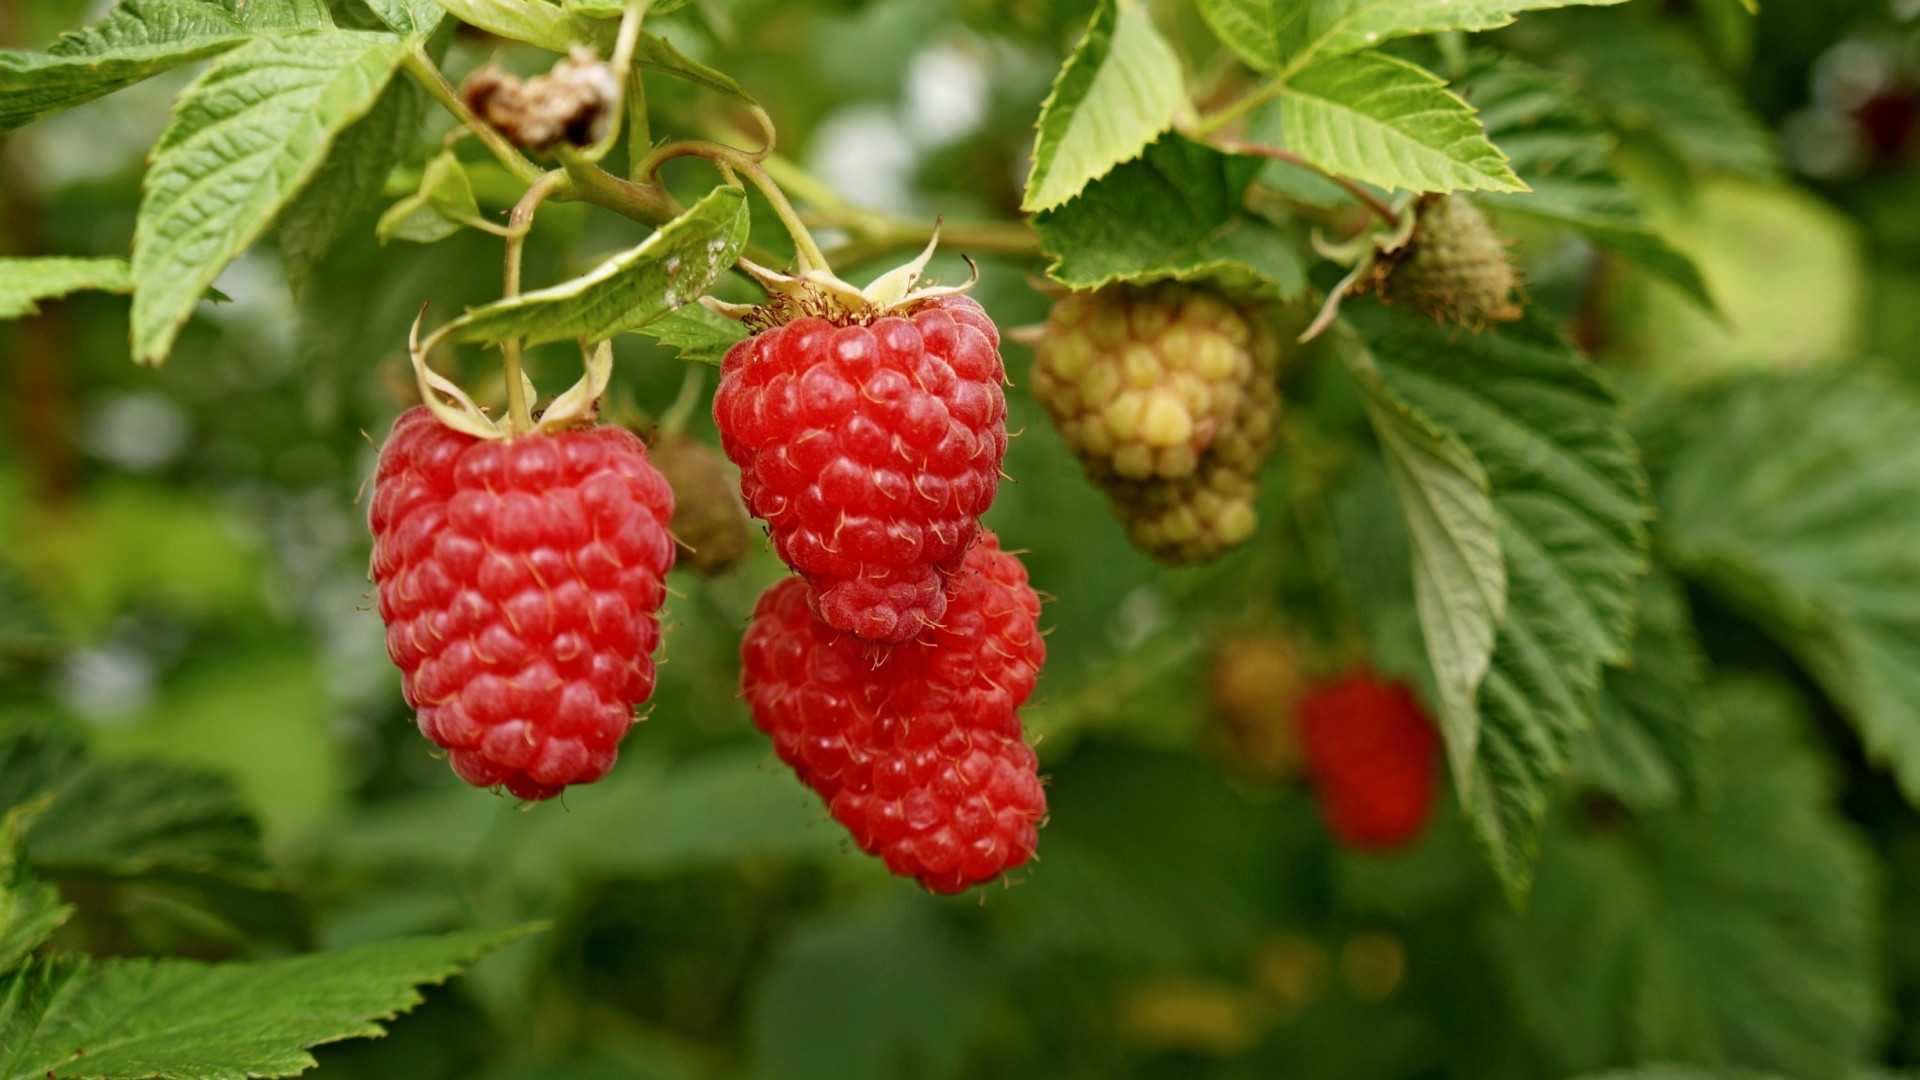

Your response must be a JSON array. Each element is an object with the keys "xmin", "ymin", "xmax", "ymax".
[{"xmin": 5, "ymin": 0, "xmax": 1920, "ymax": 1078}]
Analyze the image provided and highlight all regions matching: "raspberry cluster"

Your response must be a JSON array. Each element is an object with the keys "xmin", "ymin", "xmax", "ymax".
[
  {"xmin": 741, "ymin": 531, "xmax": 1046, "ymax": 892},
  {"xmin": 370, "ymin": 407, "xmax": 676, "ymax": 801},
  {"xmin": 1292, "ymin": 671, "xmax": 1441, "ymax": 851},
  {"xmin": 715, "ymin": 296, "xmax": 1008, "ymax": 643},
  {"xmin": 1371, "ymin": 194, "xmax": 1522, "ymax": 329},
  {"xmin": 1031, "ymin": 283, "xmax": 1281, "ymax": 563}
]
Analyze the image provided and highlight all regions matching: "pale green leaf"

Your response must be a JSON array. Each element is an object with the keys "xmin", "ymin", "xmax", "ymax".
[
  {"xmin": 0, "ymin": 926, "xmax": 536, "ymax": 1080},
  {"xmin": 1650, "ymin": 368, "xmax": 1920, "ymax": 811},
  {"xmin": 1487, "ymin": 679, "xmax": 1877, "ymax": 1077},
  {"xmin": 0, "ymin": 804, "xmax": 69, "ymax": 973},
  {"xmin": 633, "ymin": 303, "xmax": 748, "ymax": 367},
  {"xmin": 1342, "ymin": 330, "xmax": 1505, "ymax": 801},
  {"xmin": 1574, "ymin": 571, "xmax": 1718, "ymax": 811},
  {"xmin": 0, "ymin": 258, "xmax": 132, "ymax": 320},
  {"xmin": 1353, "ymin": 305, "xmax": 1649, "ymax": 901},
  {"xmin": 438, "ymin": 184, "xmax": 748, "ymax": 347},
  {"xmin": 277, "ymin": 76, "xmax": 425, "ymax": 291},
  {"xmin": 1278, "ymin": 51, "xmax": 1525, "ymax": 195},
  {"xmin": 130, "ymin": 29, "xmax": 409, "ymax": 364},
  {"xmin": 1033, "ymin": 136, "xmax": 1306, "ymax": 296},
  {"xmin": 376, "ymin": 151, "xmax": 483, "ymax": 244},
  {"xmin": 1197, "ymin": 0, "xmax": 1627, "ymax": 75},
  {"xmin": 365, "ymin": 0, "xmax": 446, "ymax": 36},
  {"xmin": 1465, "ymin": 55, "xmax": 1713, "ymax": 309},
  {"xmin": 429, "ymin": 0, "xmax": 596, "ymax": 50},
  {"xmin": 1021, "ymin": 0, "xmax": 1185, "ymax": 213},
  {"xmin": 566, "ymin": 0, "xmax": 701, "ymax": 19}
]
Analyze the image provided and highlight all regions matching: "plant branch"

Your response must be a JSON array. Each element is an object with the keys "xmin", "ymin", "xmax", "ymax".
[
  {"xmin": 500, "ymin": 172, "xmax": 566, "ymax": 433},
  {"xmin": 402, "ymin": 48, "xmax": 544, "ymax": 187},
  {"xmin": 1203, "ymin": 135, "xmax": 1400, "ymax": 228}
]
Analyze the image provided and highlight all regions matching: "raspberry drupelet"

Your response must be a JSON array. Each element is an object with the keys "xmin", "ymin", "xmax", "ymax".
[
  {"xmin": 740, "ymin": 531, "xmax": 1046, "ymax": 892},
  {"xmin": 715, "ymin": 295, "xmax": 1008, "ymax": 643},
  {"xmin": 370, "ymin": 406, "xmax": 675, "ymax": 801}
]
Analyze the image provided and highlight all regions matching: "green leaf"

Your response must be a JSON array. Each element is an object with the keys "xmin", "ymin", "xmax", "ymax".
[
  {"xmin": 1486, "ymin": 679, "xmax": 1877, "ymax": 1078},
  {"xmin": 428, "ymin": 0, "xmax": 598, "ymax": 50},
  {"xmin": 0, "ymin": 926, "xmax": 536, "ymax": 1080},
  {"xmin": 1033, "ymin": 136, "xmax": 1306, "ymax": 296},
  {"xmin": 0, "ymin": 804, "xmax": 69, "ymax": 973},
  {"xmin": 130, "ymin": 29, "xmax": 409, "ymax": 364},
  {"xmin": 1278, "ymin": 51, "xmax": 1525, "ymax": 195},
  {"xmin": 632, "ymin": 303, "xmax": 748, "ymax": 367},
  {"xmin": 365, "ymin": 0, "xmax": 446, "ymax": 36},
  {"xmin": 0, "ymin": 0, "xmax": 333, "ymax": 133},
  {"xmin": 1465, "ymin": 55, "xmax": 1714, "ymax": 310},
  {"xmin": 1197, "ymin": 0, "xmax": 1629, "ymax": 75},
  {"xmin": 1021, "ymin": 0, "xmax": 1185, "ymax": 214},
  {"xmin": 376, "ymin": 151, "xmax": 484, "ymax": 244},
  {"xmin": 1341, "ymin": 331, "xmax": 1505, "ymax": 802},
  {"xmin": 0, "ymin": 726, "xmax": 272, "ymax": 888},
  {"xmin": 277, "ymin": 76, "xmax": 426, "ymax": 291},
  {"xmin": 748, "ymin": 900, "xmax": 992, "ymax": 1080},
  {"xmin": 0, "ymin": 258, "xmax": 132, "ymax": 320},
  {"xmin": 437, "ymin": 184, "xmax": 748, "ymax": 347},
  {"xmin": 1352, "ymin": 305, "xmax": 1650, "ymax": 902},
  {"xmin": 567, "ymin": 0, "xmax": 699, "ymax": 15},
  {"xmin": 0, "ymin": 566, "xmax": 61, "ymax": 661},
  {"xmin": 1528, "ymin": 9, "xmax": 1776, "ymax": 177},
  {"xmin": 1650, "ymin": 368, "xmax": 1920, "ymax": 811},
  {"xmin": 1574, "ymin": 571, "xmax": 1718, "ymax": 812}
]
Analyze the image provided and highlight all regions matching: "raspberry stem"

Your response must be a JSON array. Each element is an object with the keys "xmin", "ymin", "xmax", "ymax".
[{"xmin": 500, "ymin": 172, "xmax": 565, "ymax": 433}]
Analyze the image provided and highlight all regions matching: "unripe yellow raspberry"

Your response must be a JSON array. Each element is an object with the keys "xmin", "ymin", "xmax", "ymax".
[{"xmin": 1032, "ymin": 280, "xmax": 1282, "ymax": 564}]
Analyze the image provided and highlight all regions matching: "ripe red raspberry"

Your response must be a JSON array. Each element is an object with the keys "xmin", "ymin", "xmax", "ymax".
[
  {"xmin": 1293, "ymin": 671, "xmax": 1440, "ymax": 851},
  {"xmin": 714, "ymin": 296, "xmax": 1008, "ymax": 643},
  {"xmin": 369, "ymin": 406, "xmax": 675, "ymax": 801},
  {"xmin": 740, "ymin": 531, "xmax": 1046, "ymax": 892}
]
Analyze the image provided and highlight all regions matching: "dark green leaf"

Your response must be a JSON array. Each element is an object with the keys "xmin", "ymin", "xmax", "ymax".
[
  {"xmin": 748, "ymin": 900, "xmax": 992, "ymax": 1080},
  {"xmin": 1487, "ymin": 679, "xmax": 1877, "ymax": 1077},
  {"xmin": 1465, "ymin": 55, "xmax": 1713, "ymax": 309},
  {"xmin": 1650, "ymin": 368, "xmax": 1920, "ymax": 810},
  {"xmin": 1033, "ymin": 136, "xmax": 1306, "ymax": 296},
  {"xmin": 0, "ymin": 805, "xmax": 69, "ymax": 973},
  {"xmin": 1352, "ymin": 304, "xmax": 1650, "ymax": 902},
  {"xmin": 1574, "ymin": 571, "xmax": 1718, "ymax": 811}
]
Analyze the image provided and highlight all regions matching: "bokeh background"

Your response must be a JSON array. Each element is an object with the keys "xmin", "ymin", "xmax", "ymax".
[{"xmin": 5, "ymin": 0, "xmax": 1920, "ymax": 1077}]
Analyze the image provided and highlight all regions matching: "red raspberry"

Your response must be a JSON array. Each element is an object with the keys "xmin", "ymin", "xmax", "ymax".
[
  {"xmin": 740, "ymin": 531, "xmax": 1046, "ymax": 892},
  {"xmin": 1293, "ymin": 671, "xmax": 1441, "ymax": 851},
  {"xmin": 369, "ymin": 406, "xmax": 675, "ymax": 801},
  {"xmin": 714, "ymin": 296, "xmax": 1008, "ymax": 643}
]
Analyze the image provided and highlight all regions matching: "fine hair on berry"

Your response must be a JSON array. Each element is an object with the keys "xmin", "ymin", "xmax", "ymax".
[
  {"xmin": 740, "ymin": 530, "xmax": 1046, "ymax": 892},
  {"xmin": 715, "ymin": 295, "xmax": 1008, "ymax": 643},
  {"xmin": 369, "ymin": 407, "xmax": 676, "ymax": 801}
]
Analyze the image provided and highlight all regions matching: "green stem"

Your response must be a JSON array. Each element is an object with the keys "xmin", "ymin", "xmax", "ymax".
[
  {"xmin": 500, "ymin": 173, "xmax": 566, "ymax": 434},
  {"xmin": 402, "ymin": 48, "xmax": 544, "ymax": 187},
  {"xmin": 635, "ymin": 140, "xmax": 829, "ymax": 272},
  {"xmin": 1191, "ymin": 76, "xmax": 1286, "ymax": 136},
  {"xmin": 1202, "ymin": 134, "xmax": 1399, "ymax": 228},
  {"xmin": 626, "ymin": 69, "xmax": 650, "ymax": 180}
]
